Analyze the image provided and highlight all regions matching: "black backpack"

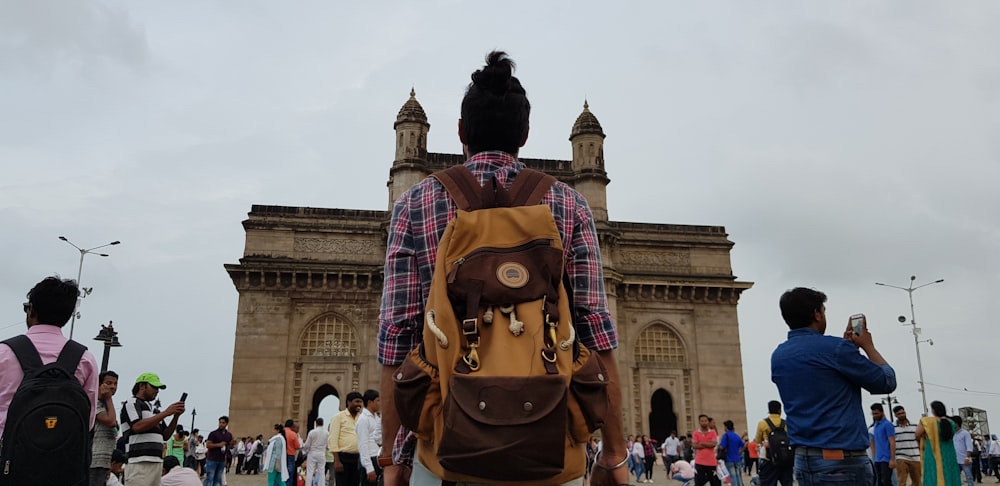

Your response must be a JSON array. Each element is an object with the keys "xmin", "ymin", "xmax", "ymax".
[
  {"xmin": 765, "ymin": 417, "xmax": 793, "ymax": 468},
  {"xmin": 0, "ymin": 335, "xmax": 91, "ymax": 486}
]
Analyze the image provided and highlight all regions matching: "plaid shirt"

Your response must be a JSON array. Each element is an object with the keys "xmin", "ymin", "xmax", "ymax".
[{"xmin": 377, "ymin": 151, "xmax": 618, "ymax": 366}]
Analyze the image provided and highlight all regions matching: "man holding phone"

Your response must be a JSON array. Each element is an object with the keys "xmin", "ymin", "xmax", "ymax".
[
  {"xmin": 120, "ymin": 372, "xmax": 186, "ymax": 486},
  {"xmin": 771, "ymin": 288, "xmax": 897, "ymax": 486}
]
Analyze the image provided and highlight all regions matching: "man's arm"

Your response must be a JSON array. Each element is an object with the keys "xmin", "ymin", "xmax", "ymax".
[
  {"xmin": 95, "ymin": 395, "xmax": 117, "ymax": 427},
  {"xmin": 206, "ymin": 432, "xmax": 227, "ymax": 450},
  {"xmin": 888, "ymin": 435, "xmax": 896, "ymax": 468},
  {"xmin": 587, "ymin": 349, "xmax": 629, "ymax": 486},
  {"xmin": 379, "ymin": 365, "xmax": 401, "ymax": 463},
  {"xmin": 127, "ymin": 401, "xmax": 184, "ymax": 440},
  {"xmin": 840, "ymin": 327, "xmax": 896, "ymax": 394}
]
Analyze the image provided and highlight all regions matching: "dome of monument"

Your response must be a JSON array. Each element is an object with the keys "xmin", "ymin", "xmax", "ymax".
[
  {"xmin": 570, "ymin": 100, "xmax": 606, "ymax": 139},
  {"xmin": 395, "ymin": 88, "xmax": 428, "ymax": 127}
]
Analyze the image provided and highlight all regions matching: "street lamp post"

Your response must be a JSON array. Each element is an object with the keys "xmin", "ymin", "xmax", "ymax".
[
  {"xmin": 59, "ymin": 236, "xmax": 120, "ymax": 340},
  {"xmin": 875, "ymin": 275, "xmax": 944, "ymax": 417},
  {"xmin": 92, "ymin": 321, "xmax": 122, "ymax": 373}
]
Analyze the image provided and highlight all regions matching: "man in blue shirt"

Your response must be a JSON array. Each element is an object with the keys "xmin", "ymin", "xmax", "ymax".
[
  {"xmin": 771, "ymin": 287, "xmax": 896, "ymax": 486},
  {"xmin": 869, "ymin": 403, "xmax": 896, "ymax": 486},
  {"xmin": 953, "ymin": 415, "xmax": 974, "ymax": 486},
  {"xmin": 721, "ymin": 420, "xmax": 746, "ymax": 486}
]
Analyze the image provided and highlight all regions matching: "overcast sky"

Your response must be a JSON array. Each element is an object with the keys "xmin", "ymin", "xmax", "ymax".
[{"xmin": 2, "ymin": 1, "xmax": 998, "ymax": 435}]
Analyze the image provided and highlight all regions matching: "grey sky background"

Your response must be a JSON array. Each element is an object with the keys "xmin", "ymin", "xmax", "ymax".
[{"xmin": 2, "ymin": 1, "xmax": 998, "ymax": 435}]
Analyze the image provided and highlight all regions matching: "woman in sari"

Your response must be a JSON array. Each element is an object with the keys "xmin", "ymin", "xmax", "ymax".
[{"xmin": 916, "ymin": 400, "xmax": 961, "ymax": 485}]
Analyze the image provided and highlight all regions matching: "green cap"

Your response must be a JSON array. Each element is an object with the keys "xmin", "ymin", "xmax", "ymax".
[{"xmin": 135, "ymin": 372, "xmax": 166, "ymax": 389}]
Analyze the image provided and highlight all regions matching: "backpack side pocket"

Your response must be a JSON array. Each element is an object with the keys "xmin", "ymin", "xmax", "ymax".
[
  {"xmin": 393, "ymin": 344, "xmax": 440, "ymax": 440},
  {"xmin": 568, "ymin": 346, "xmax": 610, "ymax": 442}
]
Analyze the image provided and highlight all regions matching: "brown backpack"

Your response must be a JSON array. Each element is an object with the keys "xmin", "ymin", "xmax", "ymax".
[{"xmin": 393, "ymin": 166, "xmax": 610, "ymax": 484}]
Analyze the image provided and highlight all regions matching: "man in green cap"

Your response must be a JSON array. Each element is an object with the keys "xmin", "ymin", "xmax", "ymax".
[{"xmin": 120, "ymin": 372, "xmax": 186, "ymax": 486}]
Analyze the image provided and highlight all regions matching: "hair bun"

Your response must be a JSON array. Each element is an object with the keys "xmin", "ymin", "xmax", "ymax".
[{"xmin": 471, "ymin": 50, "xmax": 515, "ymax": 95}]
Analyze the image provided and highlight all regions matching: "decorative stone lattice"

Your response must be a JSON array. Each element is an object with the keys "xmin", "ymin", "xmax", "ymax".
[
  {"xmin": 635, "ymin": 323, "xmax": 686, "ymax": 364},
  {"xmin": 300, "ymin": 314, "xmax": 358, "ymax": 358}
]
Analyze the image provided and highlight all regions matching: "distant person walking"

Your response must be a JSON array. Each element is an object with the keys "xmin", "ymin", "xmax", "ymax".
[
  {"xmin": 952, "ymin": 415, "xmax": 974, "ymax": 486},
  {"xmin": 720, "ymin": 420, "xmax": 745, "ymax": 486},
  {"xmin": 204, "ymin": 416, "xmax": 234, "ymax": 486},
  {"xmin": 302, "ymin": 417, "xmax": 330, "ymax": 486},
  {"xmin": 893, "ymin": 405, "xmax": 922, "ymax": 486},
  {"xmin": 90, "ymin": 370, "xmax": 120, "ymax": 486}
]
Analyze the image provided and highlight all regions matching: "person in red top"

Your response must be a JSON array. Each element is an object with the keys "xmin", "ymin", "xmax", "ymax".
[
  {"xmin": 283, "ymin": 419, "xmax": 301, "ymax": 486},
  {"xmin": 692, "ymin": 414, "xmax": 721, "ymax": 486},
  {"xmin": 746, "ymin": 437, "xmax": 760, "ymax": 476}
]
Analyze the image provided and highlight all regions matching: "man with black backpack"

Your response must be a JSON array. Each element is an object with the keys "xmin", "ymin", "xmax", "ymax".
[
  {"xmin": 754, "ymin": 401, "xmax": 792, "ymax": 486},
  {"xmin": 377, "ymin": 51, "xmax": 628, "ymax": 486},
  {"xmin": 0, "ymin": 276, "xmax": 100, "ymax": 486}
]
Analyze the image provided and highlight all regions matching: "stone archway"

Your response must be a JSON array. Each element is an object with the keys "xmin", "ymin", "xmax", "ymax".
[
  {"xmin": 634, "ymin": 322, "xmax": 690, "ymax": 437},
  {"xmin": 292, "ymin": 313, "xmax": 361, "ymax": 423},
  {"xmin": 307, "ymin": 384, "xmax": 339, "ymax": 429},
  {"xmin": 649, "ymin": 388, "xmax": 678, "ymax": 443}
]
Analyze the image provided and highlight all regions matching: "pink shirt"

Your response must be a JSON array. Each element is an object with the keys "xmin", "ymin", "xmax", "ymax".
[
  {"xmin": 692, "ymin": 429, "xmax": 718, "ymax": 466},
  {"xmin": 0, "ymin": 325, "xmax": 99, "ymax": 436}
]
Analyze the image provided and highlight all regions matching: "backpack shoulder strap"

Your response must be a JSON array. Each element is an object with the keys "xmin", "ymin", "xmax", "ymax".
[
  {"xmin": 2, "ymin": 335, "xmax": 44, "ymax": 374},
  {"xmin": 432, "ymin": 165, "xmax": 483, "ymax": 211},
  {"xmin": 765, "ymin": 417, "xmax": 779, "ymax": 431},
  {"xmin": 508, "ymin": 169, "xmax": 556, "ymax": 207},
  {"xmin": 55, "ymin": 339, "xmax": 87, "ymax": 377}
]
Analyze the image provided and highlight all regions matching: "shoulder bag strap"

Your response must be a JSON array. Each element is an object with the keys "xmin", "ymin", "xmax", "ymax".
[
  {"xmin": 2, "ymin": 335, "xmax": 44, "ymax": 374},
  {"xmin": 432, "ymin": 165, "xmax": 483, "ymax": 211},
  {"xmin": 508, "ymin": 169, "xmax": 556, "ymax": 207},
  {"xmin": 55, "ymin": 339, "xmax": 87, "ymax": 376}
]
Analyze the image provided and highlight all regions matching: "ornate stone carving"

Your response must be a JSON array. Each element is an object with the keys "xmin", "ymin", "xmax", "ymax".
[
  {"xmin": 620, "ymin": 250, "xmax": 690, "ymax": 268},
  {"xmin": 294, "ymin": 238, "xmax": 377, "ymax": 255}
]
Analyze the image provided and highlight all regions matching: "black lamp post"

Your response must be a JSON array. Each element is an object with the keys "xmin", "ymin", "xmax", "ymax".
[{"xmin": 92, "ymin": 321, "xmax": 122, "ymax": 373}]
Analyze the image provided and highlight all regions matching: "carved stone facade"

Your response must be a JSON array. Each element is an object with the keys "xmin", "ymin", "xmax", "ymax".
[{"xmin": 226, "ymin": 93, "xmax": 753, "ymax": 440}]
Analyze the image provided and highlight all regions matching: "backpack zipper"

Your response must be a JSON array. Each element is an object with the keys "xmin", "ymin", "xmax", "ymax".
[{"xmin": 447, "ymin": 239, "xmax": 552, "ymax": 284}]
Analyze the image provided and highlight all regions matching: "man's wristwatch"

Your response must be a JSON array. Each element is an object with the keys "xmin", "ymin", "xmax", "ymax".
[{"xmin": 377, "ymin": 456, "xmax": 393, "ymax": 468}]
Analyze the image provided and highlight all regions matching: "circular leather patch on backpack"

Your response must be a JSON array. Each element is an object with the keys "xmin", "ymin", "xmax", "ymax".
[{"xmin": 496, "ymin": 262, "xmax": 529, "ymax": 288}]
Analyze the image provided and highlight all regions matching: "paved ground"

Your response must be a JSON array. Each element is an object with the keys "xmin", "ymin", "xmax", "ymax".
[{"xmin": 222, "ymin": 463, "xmax": 760, "ymax": 486}]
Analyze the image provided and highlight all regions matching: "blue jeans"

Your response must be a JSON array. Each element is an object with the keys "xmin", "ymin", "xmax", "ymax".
[
  {"xmin": 204, "ymin": 460, "xmax": 225, "ymax": 486},
  {"xmin": 726, "ymin": 461, "xmax": 744, "ymax": 486},
  {"xmin": 286, "ymin": 455, "xmax": 297, "ymax": 486},
  {"xmin": 793, "ymin": 454, "xmax": 874, "ymax": 486},
  {"xmin": 960, "ymin": 463, "xmax": 974, "ymax": 486}
]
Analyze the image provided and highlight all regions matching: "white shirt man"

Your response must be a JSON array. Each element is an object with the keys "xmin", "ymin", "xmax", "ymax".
[
  {"xmin": 664, "ymin": 433, "xmax": 681, "ymax": 462},
  {"xmin": 302, "ymin": 418, "xmax": 330, "ymax": 486},
  {"xmin": 355, "ymin": 391, "xmax": 382, "ymax": 485}
]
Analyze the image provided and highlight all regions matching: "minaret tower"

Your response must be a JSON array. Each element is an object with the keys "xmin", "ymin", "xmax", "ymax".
[
  {"xmin": 388, "ymin": 88, "xmax": 431, "ymax": 207},
  {"xmin": 569, "ymin": 101, "xmax": 610, "ymax": 222}
]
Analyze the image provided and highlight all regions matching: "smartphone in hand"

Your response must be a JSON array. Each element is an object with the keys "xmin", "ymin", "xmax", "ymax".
[{"xmin": 849, "ymin": 314, "xmax": 865, "ymax": 336}]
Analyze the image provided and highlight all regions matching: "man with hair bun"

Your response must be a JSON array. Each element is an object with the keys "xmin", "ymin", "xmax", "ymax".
[{"xmin": 378, "ymin": 50, "xmax": 628, "ymax": 486}]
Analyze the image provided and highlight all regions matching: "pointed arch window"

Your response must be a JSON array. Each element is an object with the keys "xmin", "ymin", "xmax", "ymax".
[
  {"xmin": 300, "ymin": 313, "xmax": 358, "ymax": 358},
  {"xmin": 635, "ymin": 323, "xmax": 686, "ymax": 364}
]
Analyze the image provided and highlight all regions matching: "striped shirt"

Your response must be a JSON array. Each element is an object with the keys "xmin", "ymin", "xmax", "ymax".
[
  {"xmin": 894, "ymin": 422, "xmax": 919, "ymax": 461},
  {"xmin": 120, "ymin": 397, "xmax": 166, "ymax": 463},
  {"xmin": 377, "ymin": 151, "xmax": 618, "ymax": 366}
]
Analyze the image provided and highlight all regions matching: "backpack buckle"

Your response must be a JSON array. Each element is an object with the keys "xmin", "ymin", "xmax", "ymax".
[{"xmin": 462, "ymin": 318, "xmax": 479, "ymax": 336}]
